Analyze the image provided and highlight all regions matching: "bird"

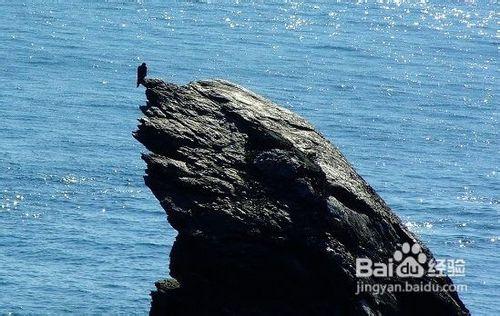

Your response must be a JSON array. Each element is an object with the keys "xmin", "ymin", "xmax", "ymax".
[{"xmin": 137, "ymin": 63, "xmax": 147, "ymax": 87}]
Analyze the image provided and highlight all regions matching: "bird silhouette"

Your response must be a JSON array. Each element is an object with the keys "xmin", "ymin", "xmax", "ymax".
[{"xmin": 137, "ymin": 63, "xmax": 147, "ymax": 87}]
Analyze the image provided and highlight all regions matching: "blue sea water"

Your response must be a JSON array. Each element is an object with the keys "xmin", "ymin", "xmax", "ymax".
[{"xmin": 0, "ymin": 0, "xmax": 497, "ymax": 314}]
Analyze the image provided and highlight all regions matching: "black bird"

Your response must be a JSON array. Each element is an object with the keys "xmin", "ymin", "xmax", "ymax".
[{"xmin": 137, "ymin": 63, "xmax": 147, "ymax": 87}]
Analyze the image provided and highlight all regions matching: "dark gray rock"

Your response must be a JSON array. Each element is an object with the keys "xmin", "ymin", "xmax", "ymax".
[{"xmin": 134, "ymin": 78, "xmax": 469, "ymax": 316}]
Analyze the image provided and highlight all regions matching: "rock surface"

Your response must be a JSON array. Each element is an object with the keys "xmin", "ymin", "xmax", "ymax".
[{"xmin": 134, "ymin": 78, "xmax": 469, "ymax": 316}]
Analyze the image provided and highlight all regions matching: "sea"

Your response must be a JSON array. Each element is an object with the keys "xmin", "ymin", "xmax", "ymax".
[{"xmin": 0, "ymin": 0, "xmax": 497, "ymax": 314}]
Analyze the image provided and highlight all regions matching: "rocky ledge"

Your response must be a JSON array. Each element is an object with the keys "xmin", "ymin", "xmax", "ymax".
[{"xmin": 134, "ymin": 78, "xmax": 469, "ymax": 316}]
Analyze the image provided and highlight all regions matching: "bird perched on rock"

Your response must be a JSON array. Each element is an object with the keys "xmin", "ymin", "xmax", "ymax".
[{"xmin": 137, "ymin": 63, "xmax": 147, "ymax": 87}]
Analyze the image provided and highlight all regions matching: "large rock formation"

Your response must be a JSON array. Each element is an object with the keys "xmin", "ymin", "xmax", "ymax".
[{"xmin": 134, "ymin": 78, "xmax": 469, "ymax": 316}]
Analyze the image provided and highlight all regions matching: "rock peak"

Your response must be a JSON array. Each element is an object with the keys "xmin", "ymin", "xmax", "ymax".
[{"xmin": 134, "ymin": 78, "xmax": 469, "ymax": 316}]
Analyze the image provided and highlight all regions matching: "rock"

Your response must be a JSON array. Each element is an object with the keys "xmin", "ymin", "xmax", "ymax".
[{"xmin": 134, "ymin": 78, "xmax": 469, "ymax": 316}]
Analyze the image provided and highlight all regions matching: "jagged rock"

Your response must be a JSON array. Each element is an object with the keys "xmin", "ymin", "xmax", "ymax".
[{"xmin": 134, "ymin": 78, "xmax": 469, "ymax": 316}]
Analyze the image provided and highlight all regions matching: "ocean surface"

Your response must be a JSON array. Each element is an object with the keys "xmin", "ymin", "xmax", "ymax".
[{"xmin": 0, "ymin": 0, "xmax": 497, "ymax": 314}]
